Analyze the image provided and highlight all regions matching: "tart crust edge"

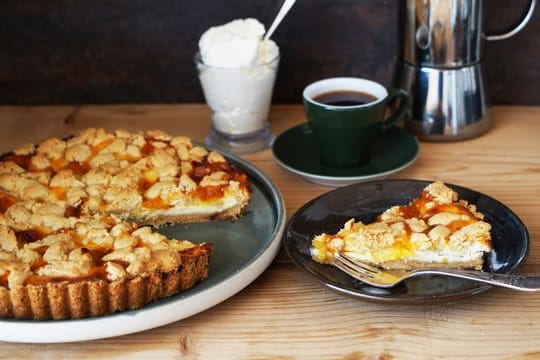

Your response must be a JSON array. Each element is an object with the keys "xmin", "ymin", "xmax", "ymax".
[{"xmin": 0, "ymin": 244, "xmax": 211, "ymax": 320}]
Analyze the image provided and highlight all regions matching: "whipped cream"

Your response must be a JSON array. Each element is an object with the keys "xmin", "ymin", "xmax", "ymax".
[
  {"xmin": 199, "ymin": 18, "xmax": 279, "ymax": 68},
  {"xmin": 197, "ymin": 18, "xmax": 280, "ymax": 136}
]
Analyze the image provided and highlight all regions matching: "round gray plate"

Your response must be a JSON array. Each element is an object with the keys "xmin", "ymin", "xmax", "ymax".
[{"xmin": 0, "ymin": 150, "xmax": 286, "ymax": 343}]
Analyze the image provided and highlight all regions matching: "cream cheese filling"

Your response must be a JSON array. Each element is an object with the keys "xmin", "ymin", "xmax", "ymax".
[{"xmin": 343, "ymin": 241, "xmax": 490, "ymax": 266}]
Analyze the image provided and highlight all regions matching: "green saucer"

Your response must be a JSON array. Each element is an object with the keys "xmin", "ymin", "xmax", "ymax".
[{"xmin": 272, "ymin": 123, "xmax": 419, "ymax": 187}]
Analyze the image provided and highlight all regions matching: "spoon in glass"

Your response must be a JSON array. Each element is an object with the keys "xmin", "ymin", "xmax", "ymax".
[{"xmin": 264, "ymin": 0, "xmax": 296, "ymax": 41}]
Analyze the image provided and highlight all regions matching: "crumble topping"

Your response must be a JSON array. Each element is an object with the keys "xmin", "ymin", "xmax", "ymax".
[
  {"xmin": 0, "ymin": 128, "xmax": 247, "ymax": 289},
  {"xmin": 311, "ymin": 181, "xmax": 493, "ymax": 270}
]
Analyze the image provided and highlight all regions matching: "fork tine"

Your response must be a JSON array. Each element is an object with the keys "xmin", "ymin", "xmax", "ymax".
[
  {"xmin": 333, "ymin": 253, "xmax": 411, "ymax": 288},
  {"xmin": 333, "ymin": 258, "xmax": 375, "ymax": 281},
  {"xmin": 338, "ymin": 253, "xmax": 379, "ymax": 274},
  {"xmin": 334, "ymin": 254, "xmax": 375, "ymax": 278}
]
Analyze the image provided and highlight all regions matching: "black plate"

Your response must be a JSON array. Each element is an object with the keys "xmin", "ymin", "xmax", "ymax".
[{"xmin": 284, "ymin": 179, "xmax": 530, "ymax": 304}]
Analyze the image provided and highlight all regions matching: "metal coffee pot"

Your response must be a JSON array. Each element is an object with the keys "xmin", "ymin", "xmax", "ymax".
[{"xmin": 395, "ymin": 0, "xmax": 536, "ymax": 141}]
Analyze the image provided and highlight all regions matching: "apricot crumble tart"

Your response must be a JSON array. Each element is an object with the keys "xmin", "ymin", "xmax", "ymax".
[{"xmin": 0, "ymin": 128, "xmax": 251, "ymax": 319}]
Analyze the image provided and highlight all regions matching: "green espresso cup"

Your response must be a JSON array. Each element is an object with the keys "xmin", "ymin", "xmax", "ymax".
[{"xmin": 303, "ymin": 77, "xmax": 409, "ymax": 168}]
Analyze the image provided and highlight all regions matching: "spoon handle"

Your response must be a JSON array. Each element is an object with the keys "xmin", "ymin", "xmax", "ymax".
[{"xmin": 264, "ymin": 0, "xmax": 296, "ymax": 41}]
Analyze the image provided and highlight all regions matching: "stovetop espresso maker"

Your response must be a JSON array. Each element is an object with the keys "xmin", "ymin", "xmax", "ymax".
[{"xmin": 395, "ymin": 0, "xmax": 536, "ymax": 141}]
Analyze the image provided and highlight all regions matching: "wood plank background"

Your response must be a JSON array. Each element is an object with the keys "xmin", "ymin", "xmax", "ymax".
[{"xmin": 1, "ymin": 0, "xmax": 539, "ymax": 105}]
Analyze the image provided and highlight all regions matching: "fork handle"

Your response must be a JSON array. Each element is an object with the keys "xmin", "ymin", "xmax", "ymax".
[{"xmin": 413, "ymin": 269, "xmax": 540, "ymax": 292}]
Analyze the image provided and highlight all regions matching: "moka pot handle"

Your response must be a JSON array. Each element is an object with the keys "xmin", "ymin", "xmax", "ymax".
[{"xmin": 485, "ymin": 0, "xmax": 536, "ymax": 41}]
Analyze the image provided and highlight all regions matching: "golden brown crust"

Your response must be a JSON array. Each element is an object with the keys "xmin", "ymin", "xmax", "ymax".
[
  {"xmin": 376, "ymin": 259, "xmax": 484, "ymax": 271},
  {"xmin": 2, "ymin": 245, "xmax": 210, "ymax": 320}
]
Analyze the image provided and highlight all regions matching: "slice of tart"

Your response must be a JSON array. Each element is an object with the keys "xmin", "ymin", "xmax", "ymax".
[
  {"xmin": 311, "ymin": 181, "xmax": 492, "ymax": 270},
  {"xmin": 0, "ymin": 128, "xmax": 252, "ymax": 319}
]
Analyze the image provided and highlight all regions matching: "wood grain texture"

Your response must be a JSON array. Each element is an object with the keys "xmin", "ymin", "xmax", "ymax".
[
  {"xmin": 1, "ymin": 0, "xmax": 539, "ymax": 105},
  {"xmin": 0, "ymin": 104, "xmax": 539, "ymax": 359}
]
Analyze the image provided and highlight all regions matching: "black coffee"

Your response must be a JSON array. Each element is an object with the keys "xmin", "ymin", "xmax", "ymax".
[{"xmin": 313, "ymin": 90, "xmax": 378, "ymax": 106}]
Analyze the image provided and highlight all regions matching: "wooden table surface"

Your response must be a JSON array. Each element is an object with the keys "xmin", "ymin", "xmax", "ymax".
[{"xmin": 0, "ymin": 104, "xmax": 539, "ymax": 359}]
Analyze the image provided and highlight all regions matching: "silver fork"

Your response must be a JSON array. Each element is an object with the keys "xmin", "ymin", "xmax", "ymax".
[{"xmin": 334, "ymin": 253, "xmax": 540, "ymax": 291}]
